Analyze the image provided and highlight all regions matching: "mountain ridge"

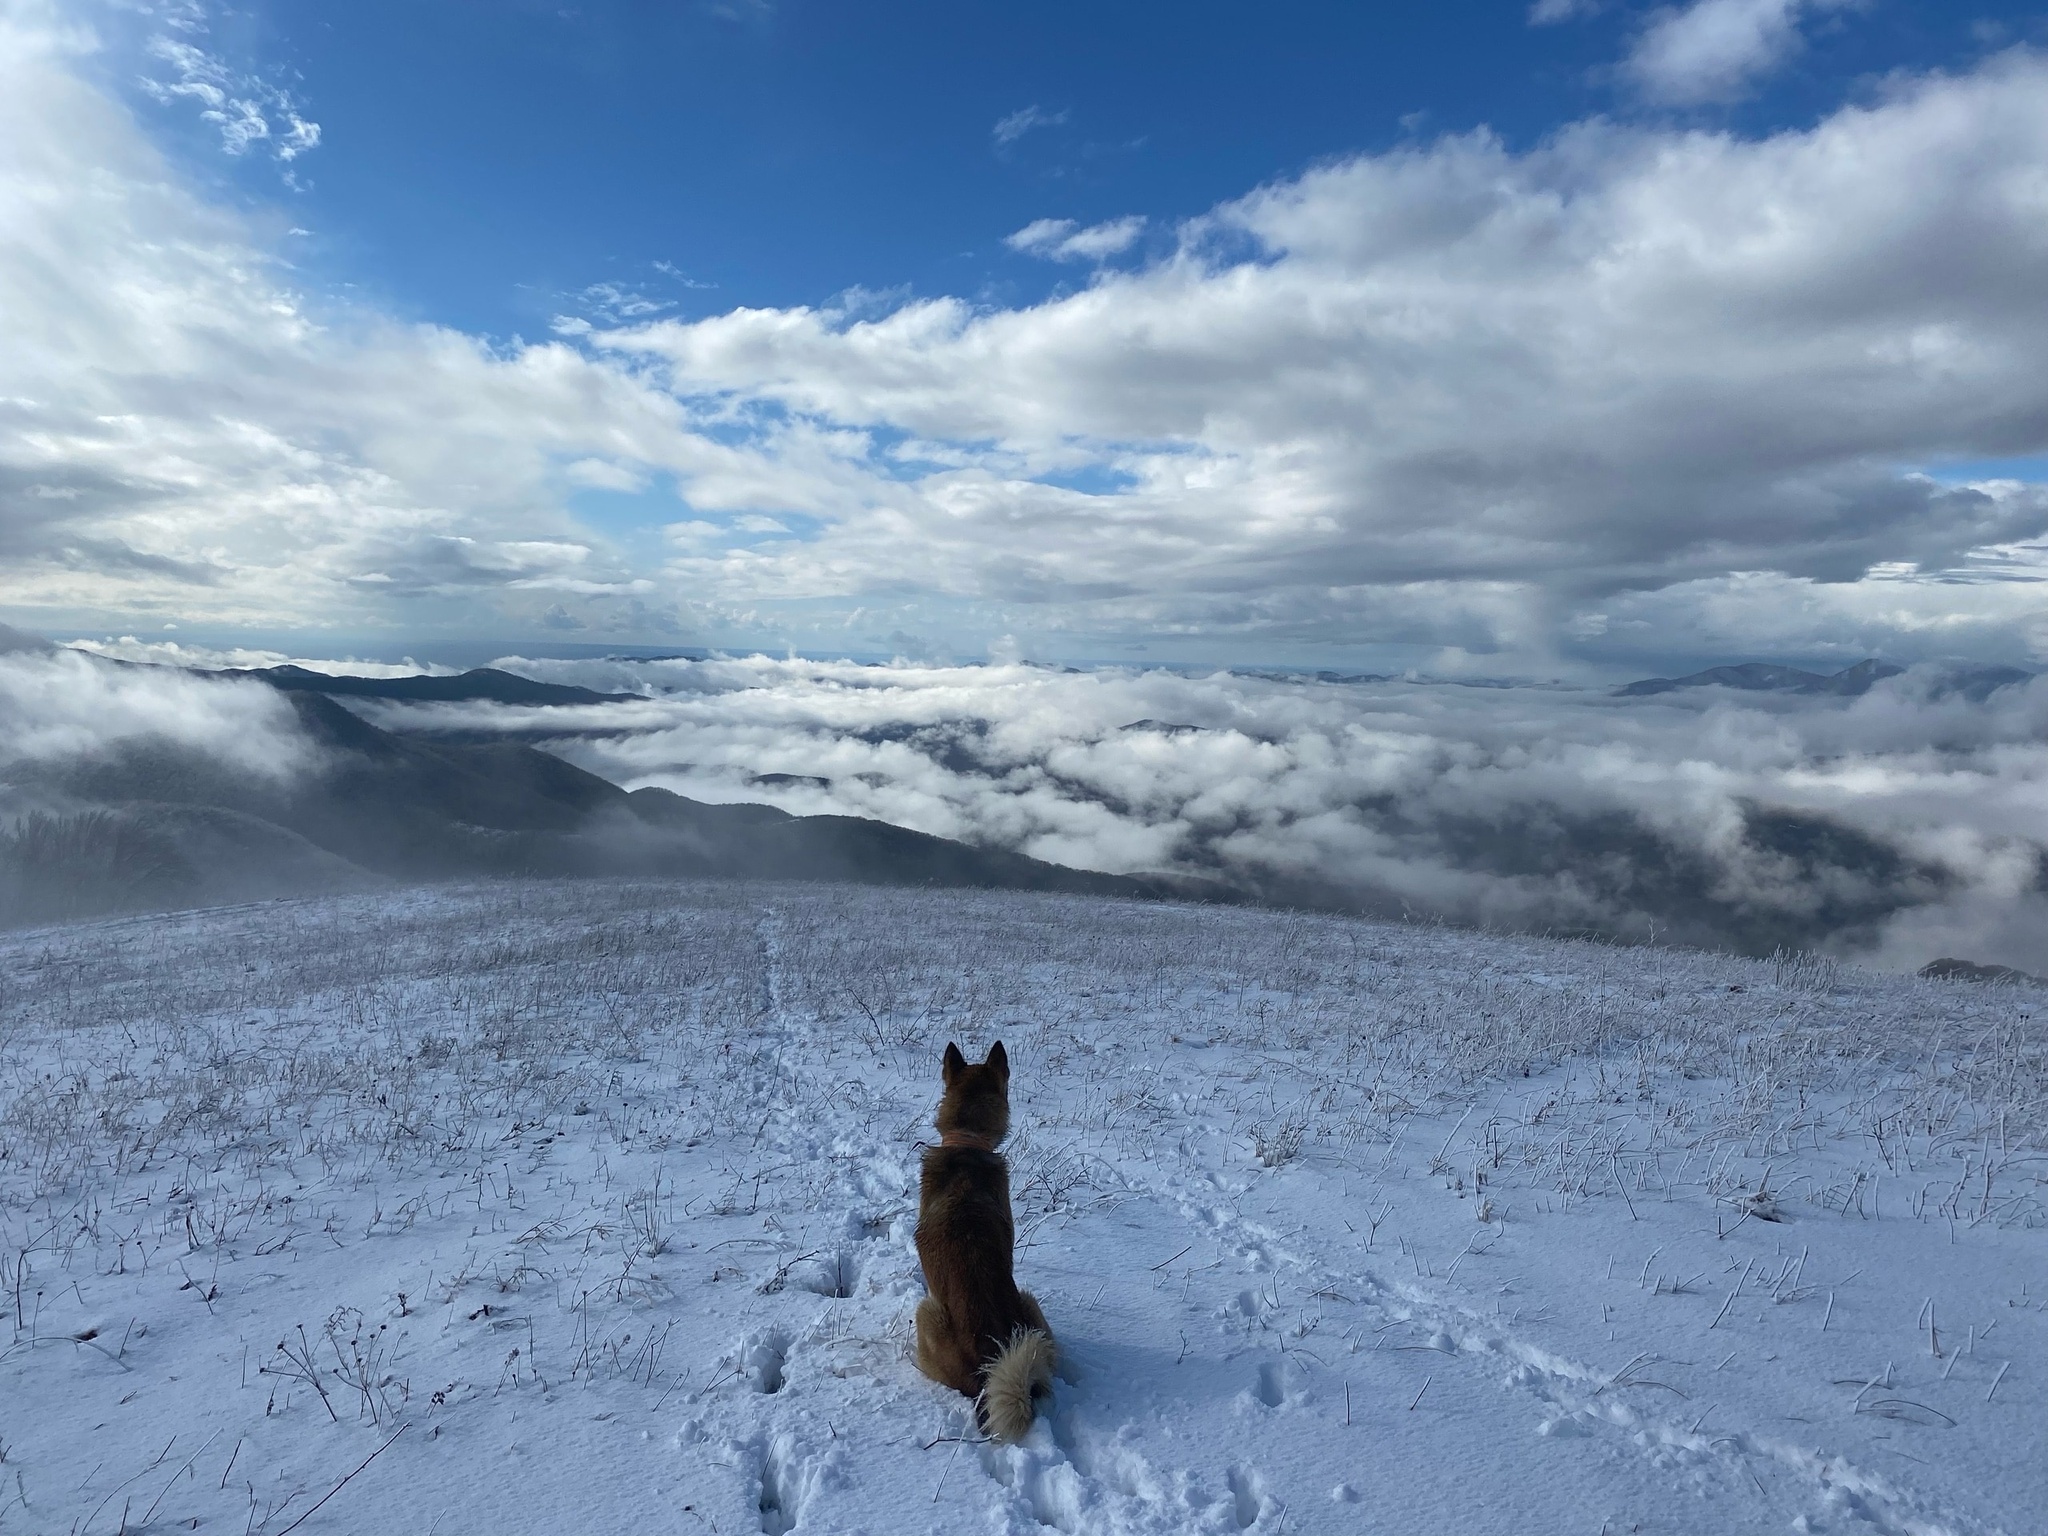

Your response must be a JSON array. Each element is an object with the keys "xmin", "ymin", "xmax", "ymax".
[
  {"xmin": 0, "ymin": 683, "xmax": 1176, "ymax": 926},
  {"xmin": 222, "ymin": 662, "xmax": 638, "ymax": 707},
  {"xmin": 1618, "ymin": 657, "xmax": 2033, "ymax": 701}
]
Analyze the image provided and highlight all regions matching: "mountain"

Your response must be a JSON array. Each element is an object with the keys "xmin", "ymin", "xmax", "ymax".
[
  {"xmin": 0, "ymin": 623, "xmax": 56, "ymax": 656},
  {"xmin": 1617, "ymin": 659, "xmax": 1905, "ymax": 697},
  {"xmin": 1617, "ymin": 657, "xmax": 2035, "ymax": 701},
  {"xmin": 14, "ymin": 644, "xmax": 631, "ymax": 706},
  {"xmin": 1917, "ymin": 663, "xmax": 2039, "ymax": 703},
  {"xmin": 626, "ymin": 786, "xmax": 1153, "ymax": 892},
  {"xmin": 0, "ymin": 689, "xmax": 1165, "ymax": 926},
  {"xmin": 222, "ymin": 663, "xmax": 637, "ymax": 707}
]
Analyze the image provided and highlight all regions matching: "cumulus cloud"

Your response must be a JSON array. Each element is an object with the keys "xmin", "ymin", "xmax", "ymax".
[
  {"xmin": 1625, "ymin": 0, "xmax": 1851, "ymax": 105},
  {"xmin": 3, "ymin": 7, "xmax": 2047, "ymax": 673},
  {"xmin": 0, "ymin": 10, "xmax": 698, "ymax": 637},
  {"xmin": 597, "ymin": 50, "xmax": 2048, "ymax": 663},
  {"xmin": 1005, "ymin": 216, "xmax": 1147, "ymax": 262},
  {"xmin": 564, "ymin": 458, "xmax": 650, "ymax": 493},
  {"xmin": 344, "ymin": 652, "xmax": 2048, "ymax": 971}
]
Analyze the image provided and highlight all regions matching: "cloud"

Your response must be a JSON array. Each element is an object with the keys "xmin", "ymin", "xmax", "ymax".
[
  {"xmin": 140, "ymin": 33, "xmax": 321, "ymax": 162},
  {"xmin": 63, "ymin": 636, "xmax": 458, "ymax": 677},
  {"xmin": 0, "ymin": 11, "xmax": 694, "ymax": 635},
  {"xmin": 346, "ymin": 535, "xmax": 601, "ymax": 596},
  {"xmin": 992, "ymin": 104, "xmax": 1069, "ymax": 146},
  {"xmin": 599, "ymin": 54, "xmax": 2048, "ymax": 661},
  {"xmin": 0, "ymin": 648, "xmax": 309, "ymax": 779},
  {"xmin": 564, "ymin": 458, "xmax": 650, "ymax": 493},
  {"xmin": 7, "ymin": 635, "xmax": 2044, "ymax": 969},
  {"xmin": 651, "ymin": 260, "xmax": 717, "ymax": 290},
  {"xmin": 356, "ymin": 651, "xmax": 2048, "ymax": 970},
  {"xmin": 1005, "ymin": 215, "xmax": 1147, "ymax": 262},
  {"xmin": 3, "ymin": 8, "xmax": 2047, "ymax": 675},
  {"xmin": 1625, "ymin": 0, "xmax": 1852, "ymax": 105},
  {"xmin": 578, "ymin": 282, "xmax": 675, "ymax": 321},
  {"xmin": 1529, "ymin": 0, "xmax": 1601, "ymax": 21}
]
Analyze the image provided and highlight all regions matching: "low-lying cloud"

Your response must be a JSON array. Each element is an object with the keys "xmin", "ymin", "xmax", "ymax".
[
  {"xmin": 342, "ymin": 653, "xmax": 2048, "ymax": 972},
  {"xmin": 0, "ymin": 646, "xmax": 374, "ymax": 925},
  {"xmin": 63, "ymin": 635, "xmax": 463, "ymax": 679},
  {"xmin": 0, "ymin": 648, "xmax": 310, "ymax": 780},
  {"xmin": 4, "ymin": 641, "xmax": 2043, "ymax": 969}
]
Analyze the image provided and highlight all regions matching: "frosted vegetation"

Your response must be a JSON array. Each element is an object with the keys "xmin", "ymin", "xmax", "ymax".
[{"xmin": 1, "ymin": 881, "xmax": 2042, "ymax": 1533}]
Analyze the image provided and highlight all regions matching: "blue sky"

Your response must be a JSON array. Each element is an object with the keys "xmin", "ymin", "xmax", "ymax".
[
  {"xmin": 133, "ymin": 0, "xmax": 2032, "ymax": 332},
  {"xmin": 5, "ymin": 0, "xmax": 2048, "ymax": 673}
]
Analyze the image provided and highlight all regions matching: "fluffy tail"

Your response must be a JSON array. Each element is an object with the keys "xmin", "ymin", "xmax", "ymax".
[{"xmin": 978, "ymin": 1328, "xmax": 1056, "ymax": 1443}]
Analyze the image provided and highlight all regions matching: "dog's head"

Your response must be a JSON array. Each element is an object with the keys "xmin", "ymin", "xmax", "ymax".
[{"xmin": 936, "ymin": 1040, "xmax": 1010, "ymax": 1146}]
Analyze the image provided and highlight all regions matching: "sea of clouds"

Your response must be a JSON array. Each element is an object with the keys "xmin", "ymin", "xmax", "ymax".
[
  {"xmin": 333, "ymin": 651, "xmax": 2048, "ymax": 973},
  {"xmin": 5, "ymin": 643, "xmax": 2046, "ymax": 970}
]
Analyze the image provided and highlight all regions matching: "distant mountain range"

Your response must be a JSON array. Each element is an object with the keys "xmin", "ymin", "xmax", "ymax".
[
  {"xmin": 0, "ymin": 626, "xmax": 642, "ymax": 708},
  {"xmin": 2, "ymin": 633, "xmax": 2037, "ymax": 957},
  {"xmin": 0, "ymin": 648, "xmax": 1179, "ymax": 926},
  {"xmin": 1618, "ymin": 658, "xmax": 2034, "ymax": 701},
  {"xmin": 220, "ymin": 663, "xmax": 638, "ymax": 707}
]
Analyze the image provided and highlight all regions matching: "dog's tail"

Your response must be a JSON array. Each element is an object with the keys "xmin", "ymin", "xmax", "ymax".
[{"xmin": 978, "ymin": 1327, "xmax": 1056, "ymax": 1443}]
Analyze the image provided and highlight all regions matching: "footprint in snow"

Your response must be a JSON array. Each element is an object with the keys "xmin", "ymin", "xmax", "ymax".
[
  {"xmin": 791, "ymin": 1249, "xmax": 858, "ymax": 1299},
  {"xmin": 1252, "ymin": 1360, "xmax": 1287, "ymax": 1409},
  {"xmin": 978, "ymin": 1431, "xmax": 1088, "ymax": 1534},
  {"xmin": 845, "ymin": 1206, "xmax": 897, "ymax": 1241},
  {"xmin": 756, "ymin": 1432, "xmax": 799, "ymax": 1535},
  {"xmin": 748, "ymin": 1429, "xmax": 837, "ymax": 1535},
  {"xmin": 970, "ymin": 1385, "xmax": 1277, "ymax": 1535},
  {"xmin": 740, "ymin": 1328, "xmax": 789, "ymax": 1394},
  {"xmin": 1226, "ymin": 1466, "xmax": 1270, "ymax": 1529}
]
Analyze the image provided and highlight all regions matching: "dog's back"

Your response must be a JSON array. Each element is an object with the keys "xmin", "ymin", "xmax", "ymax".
[{"xmin": 913, "ymin": 1042, "xmax": 1055, "ymax": 1441}]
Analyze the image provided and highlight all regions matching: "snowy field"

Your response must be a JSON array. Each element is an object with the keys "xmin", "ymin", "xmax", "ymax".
[{"xmin": 1, "ymin": 881, "xmax": 2043, "ymax": 1536}]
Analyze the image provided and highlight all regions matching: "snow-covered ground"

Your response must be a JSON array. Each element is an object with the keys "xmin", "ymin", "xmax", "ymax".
[{"xmin": 1, "ymin": 881, "xmax": 2042, "ymax": 1535}]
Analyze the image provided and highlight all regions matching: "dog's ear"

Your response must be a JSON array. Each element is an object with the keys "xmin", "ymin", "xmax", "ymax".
[
  {"xmin": 942, "ymin": 1042, "xmax": 967, "ymax": 1084},
  {"xmin": 986, "ymin": 1040, "xmax": 1008, "ymax": 1078}
]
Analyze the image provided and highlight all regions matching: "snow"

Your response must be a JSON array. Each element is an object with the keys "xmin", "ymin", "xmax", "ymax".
[{"xmin": 1, "ymin": 879, "xmax": 2042, "ymax": 1535}]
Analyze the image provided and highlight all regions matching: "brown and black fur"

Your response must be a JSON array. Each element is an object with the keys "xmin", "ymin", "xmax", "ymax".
[{"xmin": 913, "ymin": 1041, "xmax": 1056, "ymax": 1441}]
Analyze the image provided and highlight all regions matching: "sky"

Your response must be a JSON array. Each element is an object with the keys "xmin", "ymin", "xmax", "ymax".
[{"xmin": 4, "ymin": 0, "xmax": 2048, "ymax": 676}]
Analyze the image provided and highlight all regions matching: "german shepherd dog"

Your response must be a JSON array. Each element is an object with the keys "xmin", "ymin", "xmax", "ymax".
[{"xmin": 914, "ymin": 1041, "xmax": 1056, "ymax": 1442}]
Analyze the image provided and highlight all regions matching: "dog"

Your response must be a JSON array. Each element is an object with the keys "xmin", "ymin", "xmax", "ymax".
[{"xmin": 913, "ymin": 1040, "xmax": 1056, "ymax": 1442}]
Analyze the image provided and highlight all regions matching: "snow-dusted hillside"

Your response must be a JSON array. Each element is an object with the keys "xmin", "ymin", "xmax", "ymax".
[{"xmin": 1, "ymin": 882, "xmax": 2042, "ymax": 1535}]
